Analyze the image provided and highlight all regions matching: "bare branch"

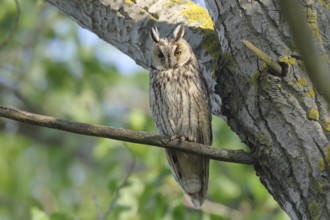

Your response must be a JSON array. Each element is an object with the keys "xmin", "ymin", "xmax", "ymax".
[
  {"xmin": 242, "ymin": 40, "xmax": 283, "ymax": 76},
  {"xmin": 94, "ymin": 145, "xmax": 136, "ymax": 220},
  {"xmin": 101, "ymin": 145, "xmax": 136, "ymax": 219},
  {"xmin": 0, "ymin": 106, "xmax": 254, "ymax": 165}
]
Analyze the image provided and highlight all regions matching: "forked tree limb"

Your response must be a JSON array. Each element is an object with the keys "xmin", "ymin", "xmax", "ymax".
[{"xmin": 0, "ymin": 106, "xmax": 254, "ymax": 165}]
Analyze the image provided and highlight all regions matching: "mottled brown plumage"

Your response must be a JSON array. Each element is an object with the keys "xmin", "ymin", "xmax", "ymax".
[{"xmin": 149, "ymin": 25, "xmax": 212, "ymax": 208}]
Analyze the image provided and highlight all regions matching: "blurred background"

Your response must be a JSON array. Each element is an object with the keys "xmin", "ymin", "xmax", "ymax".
[{"xmin": 0, "ymin": 0, "xmax": 289, "ymax": 219}]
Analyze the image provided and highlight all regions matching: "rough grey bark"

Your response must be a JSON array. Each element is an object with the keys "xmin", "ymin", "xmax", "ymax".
[
  {"xmin": 44, "ymin": 0, "xmax": 330, "ymax": 219},
  {"xmin": 205, "ymin": 0, "xmax": 330, "ymax": 219}
]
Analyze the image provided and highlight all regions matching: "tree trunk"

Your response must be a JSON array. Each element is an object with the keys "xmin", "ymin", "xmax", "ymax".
[
  {"xmin": 205, "ymin": 0, "xmax": 330, "ymax": 219},
  {"xmin": 44, "ymin": 0, "xmax": 330, "ymax": 219}
]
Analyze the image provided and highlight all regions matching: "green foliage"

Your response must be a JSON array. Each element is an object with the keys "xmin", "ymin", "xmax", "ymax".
[{"xmin": 0, "ymin": 0, "xmax": 288, "ymax": 219}]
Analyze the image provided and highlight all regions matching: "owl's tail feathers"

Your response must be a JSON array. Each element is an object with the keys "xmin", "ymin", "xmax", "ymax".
[
  {"xmin": 166, "ymin": 150, "xmax": 209, "ymax": 209},
  {"xmin": 183, "ymin": 193, "xmax": 202, "ymax": 209},
  {"xmin": 191, "ymin": 198, "xmax": 201, "ymax": 209},
  {"xmin": 181, "ymin": 178, "xmax": 204, "ymax": 209}
]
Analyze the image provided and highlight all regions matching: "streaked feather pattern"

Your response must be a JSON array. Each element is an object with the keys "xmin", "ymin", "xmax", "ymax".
[{"xmin": 149, "ymin": 25, "xmax": 212, "ymax": 208}]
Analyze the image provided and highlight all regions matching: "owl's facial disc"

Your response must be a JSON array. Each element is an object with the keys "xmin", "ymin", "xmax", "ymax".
[{"xmin": 150, "ymin": 26, "xmax": 192, "ymax": 70}]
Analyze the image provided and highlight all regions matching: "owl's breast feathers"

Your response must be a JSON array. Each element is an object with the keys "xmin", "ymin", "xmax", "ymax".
[
  {"xmin": 149, "ymin": 66, "xmax": 212, "ymax": 207},
  {"xmin": 149, "ymin": 24, "xmax": 212, "ymax": 208},
  {"xmin": 149, "ymin": 67, "xmax": 212, "ymax": 145}
]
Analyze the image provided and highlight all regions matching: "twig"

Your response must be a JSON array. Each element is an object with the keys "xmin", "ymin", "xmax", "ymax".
[
  {"xmin": 0, "ymin": 106, "xmax": 255, "ymax": 165},
  {"xmin": 0, "ymin": 0, "xmax": 20, "ymax": 50},
  {"xmin": 242, "ymin": 40, "xmax": 283, "ymax": 76},
  {"xmin": 93, "ymin": 145, "xmax": 136, "ymax": 220},
  {"xmin": 93, "ymin": 189, "xmax": 102, "ymax": 220},
  {"xmin": 101, "ymin": 145, "xmax": 136, "ymax": 219}
]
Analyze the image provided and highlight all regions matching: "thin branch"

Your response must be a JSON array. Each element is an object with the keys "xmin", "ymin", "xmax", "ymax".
[
  {"xmin": 93, "ymin": 190, "xmax": 102, "ymax": 220},
  {"xmin": 0, "ymin": 106, "xmax": 255, "ymax": 165},
  {"xmin": 101, "ymin": 145, "xmax": 136, "ymax": 219},
  {"xmin": 94, "ymin": 145, "xmax": 136, "ymax": 220},
  {"xmin": 242, "ymin": 40, "xmax": 283, "ymax": 76}
]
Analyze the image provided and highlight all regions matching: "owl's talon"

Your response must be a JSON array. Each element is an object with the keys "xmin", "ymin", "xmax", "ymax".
[
  {"xmin": 179, "ymin": 136, "xmax": 186, "ymax": 142},
  {"xmin": 169, "ymin": 135, "xmax": 187, "ymax": 143},
  {"xmin": 170, "ymin": 135, "xmax": 178, "ymax": 141}
]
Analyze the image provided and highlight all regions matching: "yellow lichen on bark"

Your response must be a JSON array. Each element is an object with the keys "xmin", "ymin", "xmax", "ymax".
[
  {"xmin": 279, "ymin": 56, "xmax": 296, "ymax": 65},
  {"xmin": 164, "ymin": 0, "xmax": 182, "ymax": 8},
  {"xmin": 308, "ymin": 108, "xmax": 320, "ymax": 121},
  {"xmin": 318, "ymin": 145, "xmax": 330, "ymax": 171},
  {"xmin": 308, "ymin": 201, "xmax": 321, "ymax": 220},
  {"xmin": 320, "ymin": 0, "xmax": 330, "ymax": 8},
  {"xmin": 323, "ymin": 121, "xmax": 330, "ymax": 132},
  {"xmin": 306, "ymin": 87, "xmax": 315, "ymax": 98},
  {"xmin": 305, "ymin": 8, "xmax": 323, "ymax": 41},
  {"xmin": 296, "ymin": 78, "xmax": 307, "ymax": 88},
  {"xmin": 181, "ymin": 2, "xmax": 214, "ymax": 30},
  {"xmin": 124, "ymin": 0, "xmax": 134, "ymax": 5}
]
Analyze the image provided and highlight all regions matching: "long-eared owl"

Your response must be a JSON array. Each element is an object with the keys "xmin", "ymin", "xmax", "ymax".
[{"xmin": 149, "ymin": 24, "xmax": 212, "ymax": 208}]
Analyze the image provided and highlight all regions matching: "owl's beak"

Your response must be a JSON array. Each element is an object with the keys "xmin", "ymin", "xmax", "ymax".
[{"xmin": 168, "ymin": 56, "xmax": 176, "ymax": 69}]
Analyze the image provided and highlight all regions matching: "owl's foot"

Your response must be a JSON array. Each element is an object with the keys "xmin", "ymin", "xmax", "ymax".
[
  {"xmin": 186, "ymin": 137, "xmax": 197, "ymax": 142},
  {"xmin": 170, "ymin": 135, "xmax": 186, "ymax": 142},
  {"xmin": 170, "ymin": 135, "xmax": 197, "ymax": 142}
]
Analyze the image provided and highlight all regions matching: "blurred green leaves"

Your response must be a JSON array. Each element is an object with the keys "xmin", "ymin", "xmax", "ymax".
[{"xmin": 0, "ymin": 0, "xmax": 288, "ymax": 219}]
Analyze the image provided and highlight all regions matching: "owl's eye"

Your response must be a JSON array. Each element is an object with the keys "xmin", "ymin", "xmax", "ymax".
[{"xmin": 175, "ymin": 50, "xmax": 181, "ymax": 56}]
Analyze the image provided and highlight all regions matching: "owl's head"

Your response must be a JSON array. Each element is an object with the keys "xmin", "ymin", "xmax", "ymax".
[{"xmin": 150, "ymin": 24, "xmax": 195, "ymax": 70}]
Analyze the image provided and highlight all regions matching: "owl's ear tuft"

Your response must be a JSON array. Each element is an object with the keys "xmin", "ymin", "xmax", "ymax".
[
  {"xmin": 150, "ymin": 27, "xmax": 160, "ymax": 43},
  {"xmin": 173, "ymin": 24, "xmax": 185, "ymax": 42}
]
